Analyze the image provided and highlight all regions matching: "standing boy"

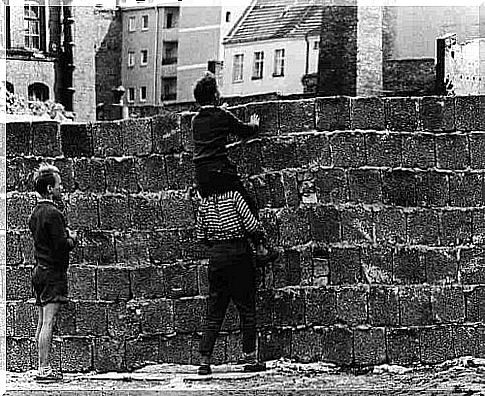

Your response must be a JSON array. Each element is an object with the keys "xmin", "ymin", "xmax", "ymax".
[
  {"xmin": 29, "ymin": 164, "xmax": 78, "ymax": 382},
  {"xmin": 196, "ymin": 189, "xmax": 267, "ymax": 375}
]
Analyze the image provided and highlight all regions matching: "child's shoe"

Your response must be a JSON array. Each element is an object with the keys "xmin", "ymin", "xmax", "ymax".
[{"xmin": 35, "ymin": 366, "xmax": 63, "ymax": 383}]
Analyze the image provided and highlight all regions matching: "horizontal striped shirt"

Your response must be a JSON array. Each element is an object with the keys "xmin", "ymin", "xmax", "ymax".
[{"xmin": 196, "ymin": 190, "xmax": 262, "ymax": 242}]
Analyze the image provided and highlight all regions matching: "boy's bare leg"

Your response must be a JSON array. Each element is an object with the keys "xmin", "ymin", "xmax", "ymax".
[
  {"xmin": 38, "ymin": 303, "xmax": 60, "ymax": 369},
  {"xmin": 35, "ymin": 306, "xmax": 43, "ymax": 344}
]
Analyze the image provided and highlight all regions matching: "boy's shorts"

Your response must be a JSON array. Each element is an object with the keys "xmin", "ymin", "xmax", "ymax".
[{"xmin": 32, "ymin": 266, "xmax": 69, "ymax": 307}]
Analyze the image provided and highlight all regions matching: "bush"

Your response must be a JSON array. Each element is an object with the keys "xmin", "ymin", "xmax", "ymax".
[{"xmin": 6, "ymin": 91, "xmax": 75, "ymax": 121}]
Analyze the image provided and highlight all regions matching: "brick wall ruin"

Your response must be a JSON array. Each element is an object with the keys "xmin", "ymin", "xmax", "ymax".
[{"xmin": 6, "ymin": 96, "xmax": 485, "ymax": 373}]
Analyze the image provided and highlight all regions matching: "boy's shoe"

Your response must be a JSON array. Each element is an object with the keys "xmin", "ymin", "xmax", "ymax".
[
  {"xmin": 243, "ymin": 362, "xmax": 266, "ymax": 372},
  {"xmin": 197, "ymin": 364, "xmax": 212, "ymax": 375},
  {"xmin": 35, "ymin": 367, "xmax": 63, "ymax": 383}
]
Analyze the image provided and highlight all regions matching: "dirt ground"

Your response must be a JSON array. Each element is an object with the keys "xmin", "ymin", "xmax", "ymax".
[{"xmin": 6, "ymin": 357, "xmax": 485, "ymax": 395}]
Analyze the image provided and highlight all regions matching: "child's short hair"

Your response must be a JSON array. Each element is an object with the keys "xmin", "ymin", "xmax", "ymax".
[
  {"xmin": 33, "ymin": 164, "xmax": 60, "ymax": 196},
  {"xmin": 193, "ymin": 72, "xmax": 218, "ymax": 106}
]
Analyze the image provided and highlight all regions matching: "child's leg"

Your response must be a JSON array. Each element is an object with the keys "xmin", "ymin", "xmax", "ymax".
[
  {"xmin": 38, "ymin": 303, "xmax": 61, "ymax": 369},
  {"xmin": 35, "ymin": 306, "xmax": 43, "ymax": 344}
]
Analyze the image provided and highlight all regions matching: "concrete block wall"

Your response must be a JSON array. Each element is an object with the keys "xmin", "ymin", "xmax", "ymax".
[{"xmin": 6, "ymin": 95, "xmax": 485, "ymax": 373}]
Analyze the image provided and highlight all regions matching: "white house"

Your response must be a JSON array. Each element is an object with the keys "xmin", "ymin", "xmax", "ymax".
[{"xmin": 222, "ymin": 0, "xmax": 322, "ymax": 97}]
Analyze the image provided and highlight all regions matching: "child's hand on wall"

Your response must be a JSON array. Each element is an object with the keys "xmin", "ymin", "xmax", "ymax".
[{"xmin": 249, "ymin": 114, "xmax": 260, "ymax": 126}]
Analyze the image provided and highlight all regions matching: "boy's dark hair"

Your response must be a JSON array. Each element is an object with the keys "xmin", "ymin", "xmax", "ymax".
[
  {"xmin": 193, "ymin": 72, "xmax": 218, "ymax": 106},
  {"xmin": 33, "ymin": 164, "xmax": 60, "ymax": 196}
]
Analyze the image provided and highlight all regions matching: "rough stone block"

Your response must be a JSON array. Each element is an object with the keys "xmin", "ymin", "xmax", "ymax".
[
  {"xmin": 68, "ymin": 265, "xmax": 96, "ymax": 300},
  {"xmin": 279, "ymin": 99, "xmax": 315, "ymax": 134},
  {"xmin": 258, "ymin": 328, "xmax": 292, "ymax": 361},
  {"xmin": 115, "ymin": 231, "xmax": 150, "ymax": 265},
  {"xmin": 385, "ymin": 97, "xmax": 418, "ymax": 131},
  {"xmin": 420, "ymin": 326, "xmax": 455, "ymax": 364},
  {"xmin": 107, "ymin": 302, "xmax": 140, "ymax": 339},
  {"xmin": 387, "ymin": 328, "xmax": 420, "ymax": 365},
  {"xmin": 420, "ymin": 96, "xmax": 455, "ymax": 132},
  {"xmin": 73, "ymin": 158, "xmax": 106, "ymax": 193},
  {"xmin": 105, "ymin": 157, "xmax": 139, "ymax": 194},
  {"xmin": 402, "ymin": 133, "xmax": 436, "ymax": 169},
  {"xmin": 137, "ymin": 299, "xmax": 174, "ymax": 335},
  {"xmin": 129, "ymin": 194, "xmax": 164, "ymax": 229},
  {"xmin": 354, "ymin": 327, "xmax": 386, "ymax": 366},
  {"xmin": 473, "ymin": 209, "xmax": 485, "ymax": 245},
  {"xmin": 179, "ymin": 112, "xmax": 195, "ymax": 152},
  {"xmin": 260, "ymin": 136, "xmax": 299, "ymax": 172},
  {"xmin": 374, "ymin": 208, "xmax": 406, "ymax": 245},
  {"xmin": 82, "ymin": 230, "xmax": 116, "ymax": 265},
  {"xmin": 309, "ymin": 205, "xmax": 341, "ymax": 243},
  {"xmin": 160, "ymin": 191, "xmax": 195, "ymax": 228},
  {"xmin": 96, "ymin": 267, "xmax": 131, "ymax": 301},
  {"xmin": 278, "ymin": 207, "xmax": 311, "ymax": 247},
  {"xmin": 465, "ymin": 286, "xmax": 485, "ymax": 322},
  {"xmin": 399, "ymin": 286, "xmax": 432, "ymax": 326},
  {"xmin": 130, "ymin": 266, "xmax": 165, "ymax": 299},
  {"xmin": 6, "ymin": 157, "xmax": 27, "ymax": 192},
  {"xmin": 6, "ymin": 266, "xmax": 32, "ymax": 300},
  {"xmin": 163, "ymin": 262, "xmax": 198, "ymax": 298},
  {"xmin": 159, "ymin": 334, "xmax": 193, "ymax": 364},
  {"xmin": 227, "ymin": 139, "xmax": 264, "ymax": 176},
  {"xmin": 136, "ymin": 155, "xmax": 168, "ymax": 192},
  {"xmin": 282, "ymin": 171, "xmax": 300, "ymax": 207},
  {"xmin": 369, "ymin": 286, "xmax": 399, "ymax": 326},
  {"xmin": 365, "ymin": 132, "xmax": 402, "ymax": 167},
  {"xmin": 66, "ymin": 193, "xmax": 99, "ymax": 230},
  {"xmin": 7, "ymin": 192, "xmax": 37, "ymax": 230},
  {"xmin": 94, "ymin": 337, "xmax": 125, "ymax": 372},
  {"xmin": 31, "ymin": 121, "xmax": 61, "ymax": 157},
  {"xmin": 126, "ymin": 336, "xmax": 160, "ymax": 371},
  {"xmin": 431, "ymin": 285, "xmax": 465, "ymax": 324},
  {"xmin": 449, "ymin": 172, "xmax": 483, "ymax": 207},
  {"xmin": 335, "ymin": 286, "xmax": 367, "ymax": 325},
  {"xmin": 407, "ymin": 210, "xmax": 440, "ymax": 246},
  {"xmin": 382, "ymin": 169, "xmax": 417, "ymax": 207},
  {"xmin": 191, "ymin": 333, "xmax": 226, "ymax": 365},
  {"xmin": 99, "ymin": 194, "xmax": 130, "ymax": 230},
  {"xmin": 92, "ymin": 121, "xmax": 123, "ymax": 157},
  {"xmin": 13, "ymin": 301, "xmax": 37, "ymax": 337},
  {"xmin": 295, "ymin": 133, "xmax": 331, "ymax": 169},
  {"xmin": 348, "ymin": 169, "xmax": 382, "ymax": 204},
  {"xmin": 320, "ymin": 325, "xmax": 353, "ymax": 366},
  {"xmin": 361, "ymin": 247, "xmax": 393, "ymax": 284},
  {"xmin": 436, "ymin": 134, "xmax": 469, "ymax": 170},
  {"xmin": 393, "ymin": 247, "xmax": 426, "ymax": 284},
  {"xmin": 316, "ymin": 97, "xmax": 351, "ymax": 131},
  {"xmin": 122, "ymin": 117, "xmax": 152, "ymax": 156},
  {"xmin": 455, "ymin": 96, "xmax": 480, "ymax": 131},
  {"xmin": 256, "ymin": 289, "xmax": 274, "ymax": 328},
  {"xmin": 245, "ymin": 101, "xmax": 280, "ymax": 136},
  {"xmin": 273, "ymin": 288, "xmax": 305, "ymax": 327},
  {"xmin": 454, "ymin": 326, "xmax": 481, "ymax": 357},
  {"xmin": 415, "ymin": 171, "xmax": 448, "ymax": 207},
  {"xmin": 329, "ymin": 247, "xmax": 362, "ymax": 285},
  {"xmin": 152, "ymin": 112, "xmax": 181, "ymax": 154},
  {"xmin": 351, "ymin": 97, "xmax": 385, "ymax": 130},
  {"xmin": 7, "ymin": 338, "xmax": 32, "ymax": 372},
  {"xmin": 174, "ymin": 297, "xmax": 206, "ymax": 333},
  {"xmin": 314, "ymin": 168, "xmax": 348, "ymax": 204},
  {"xmin": 60, "ymin": 123, "xmax": 94, "ymax": 157},
  {"xmin": 165, "ymin": 152, "xmax": 195, "ymax": 190},
  {"xmin": 305, "ymin": 287, "xmax": 336, "ymax": 326},
  {"xmin": 225, "ymin": 331, "xmax": 244, "ymax": 363},
  {"xmin": 425, "ymin": 249, "xmax": 458, "ymax": 284},
  {"xmin": 61, "ymin": 337, "xmax": 93, "ymax": 372},
  {"xmin": 441, "ymin": 209, "xmax": 472, "ymax": 246},
  {"xmin": 19, "ymin": 231, "xmax": 35, "ymax": 265},
  {"xmin": 76, "ymin": 302, "xmax": 108, "ymax": 336},
  {"xmin": 148, "ymin": 229, "xmax": 182, "ymax": 264},
  {"xmin": 470, "ymin": 132, "xmax": 485, "ymax": 169},
  {"xmin": 330, "ymin": 132, "xmax": 366, "ymax": 167},
  {"xmin": 291, "ymin": 329, "xmax": 323, "ymax": 363},
  {"xmin": 341, "ymin": 206, "xmax": 373, "ymax": 244},
  {"xmin": 459, "ymin": 247, "xmax": 485, "ymax": 284},
  {"xmin": 7, "ymin": 122, "xmax": 31, "ymax": 157}
]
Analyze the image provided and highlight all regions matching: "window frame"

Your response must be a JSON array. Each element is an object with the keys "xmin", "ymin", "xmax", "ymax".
[
  {"xmin": 24, "ymin": 2, "xmax": 41, "ymax": 50},
  {"xmin": 127, "ymin": 87, "xmax": 135, "ymax": 103},
  {"xmin": 232, "ymin": 54, "xmax": 244, "ymax": 83},
  {"xmin": 128, "ymin": 16, "xmax": 136, "ymax": 32},
  {"xmin": 140, "ymin": 86, "xmax": 147, "ymax": 102},
  {"xmin": 313, "ymin": 40, "xmax": 319, "ymax": 50},
  {"xmin": 273, "ymin": 48, "xmax": 285, "ymax": 77},
  {"xmin": 128, "ymin": 51, "xmax": 135, "ymax": 67},
  {"xmin": 252, "ymin": 51, "xmax": 264, "ymax": 80},
  {"xmin": 141, "ymin": 14, "xmax": 149, "ymax": 30},
  {"xmin": 140, "ymin": 49, "xmax": 148, "ymax": 66}
]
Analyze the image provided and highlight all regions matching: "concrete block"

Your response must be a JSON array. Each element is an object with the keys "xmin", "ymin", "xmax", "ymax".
[
  {"xmin": 66, "ymin": 192, "xmax": 99, "ymax": 230},
  {"xmin": 279, "ymin": 99, "xmax": 316, "ymax": 134},
  {"xmin": 163, "ymin": 262, "xmax": 198, "ymax": 299},
  {"xmin": 165, "ymin": 152, "xmax": 195, "ymax": 190},
  {"xmin": 424, "ymin": 248, "xmax": 458, "ymax": 284},
  {"xmin": 99, "ymin": 194, "xmax": 130, "ymax": 230},
  {"xmin": 31, "ymin": 121, "xmax": 61, "ymax": 157},
  {"xmin": 7, "ymin": 192, "xmax": 37, "ymax": 230},
  {"xmin": 273, "ymin": 288, "xmax": 305, "ymax": 327},
  {"xmin": 465, "ymin": 286, "xmax": 485, "ymax": 322},
  {"xmin": 105, "ymin": 157, "xmax": 139, "ymax": 194},
  {"xmin": 382, "ymin": 169, "xmax": 417, "ymax": 207},
  {"xmin": 348, "ymin": 169, "xmax": 382, "ymax": 204},
  {"xmin": 13, "ymin": 301, "xmax": 37, "ymax": 337},
  {"xmin": 256, "ymin": 289, "xmax": 274, "ymax": 328},
  {"xmin": 459, "ymin": 247, "xmax": 485, "ymax": 284},
  {"xmin": 258, "ymin": 328, "xmax": 292, "ymax": 361},
  {"xmin": 96, "ymin": 267, "xmax": 131, "ymax": 301},
  {"xmin": 278, "ymin": 207, "xmax": 311, "ymax": 247},
  {"xmin": 76, "ymin": 301, "xmax": 108, "ymax": 336},
  {"xmin": 329, "ymin": 247, "xmax": 362, "ymax": 285},
  {"xmin": 374, "ymin": 208, "xmax": 406, "ymax": 244},
  {"xmin": 291, "ymin": 329, "xmax": 323, "ymax": 363},
  {"xmin": 415, "ymin": 171, "xmax": 448, "ymax": 207},
  {"xmin": 260, "ymin": 136, "xmax": 299, "ymax": 172},
  {"xmin": 94, "ymin": 337, "xmax": 125, "ymax": 372},
  {"xmin": 399, "ymin": 285, "xmax": 432, "ymax": 326},
  {"xmin": 335, "ymin": 286, "xmax": 367, "ymax": 325},
  {"xmin": 295, "ymin": 133, "xmax": 331, "ymax": 169},
  {"xmin": 7, "ymin": 122, "xmax": 31, "ymax": 157},
  {"xmin": 402, "ymin": 133, "xmax": 435, "ymax": 169},
  {"xmin": 7, "ymin": 338, "xmax": 32, "ymax": 372},
  {"xmin": 245, "ymin": 101, "xmax": 280, "ymax": 136},
  {"xmin": 130, "ymin": 266, "xmax": 165, "ymax": 299},
  {"xmin": 454, "ymin": 326, "xmax": 481, "ymax": 357},
  {"xmin": 330, "ymin": 132, "xmax": 366, "ymax": 167},
  {"xmin": 129, "ymin": 194, "xmax": 164, "ymax": 229},
  {"xmin": 107, "ymin": 302, "xmax": 140, "ymax": 339},
  {"xmin": 369, "ymin": 286, "xmax": 399, "ymax": 326},
  {"xmin": 431, "ymin": 285, "xmax": 465, "ymax": 324},
  {"xmin": 160, "ymin": 191, "xmax": 195, "ymax": 228},
  {"xmin": 361, "ymin": 246, "xmax": 393, "ymax": 284},
  {"xmin": 420, "ymin": 96, "xmax": 455, "ymax": 132},
  {"xmin": 92, "ymin": 121, "xmax": 123, "ymax": 157},
  {"xmin": 420, "ymin": 326, "xmax": 455, "ymax": 364},
  {"xmin": 385, "ymin": 97, "xmax": 418, "ymax": 131},
  {"xmin": 314, "ymin": 168, "xmax": 348, "ymax": 204},
  {"xmin": 73, "ymin": 158, "xmax": 106, "ymax": 193},
  {"xmin": 121, "ymin": 117, "xmax": 152, "ymax": 156},
  {"xmin": 61, "ymin": 337, "xmax": 93, "ymax": 372},
  {"xmin": 455, "ymin": 96, "xmax": 480, "ymax": 131},
  {"xmin": 393, "ymin": 247, "xmax": 426, "ymax": 285},
  {"xmin": 436, "ymin": 134, "xmax": 469, "ymax": 170},
  {"xmin": 470, "ymin": 132, "xmax": 485, "ymax": 169},
  {"xmin": 126, "ymin": 336, "xmax": 160, "ymax": 371},
  {"xmin": 6, "ymin": 266, "xmax": 32, "ymax": 300},
  {"xmin": 152, "ymin": 112, "xmax": 181, "ymax": 154},
  {"xmin": 387, "ymin": 328, "xmax": 420, "ymax": 365},
  {"xmin": 159, "ymin": 334, "xmax": 192, "ymax": 364},
  {"xmin": 137, "ymin": 299, "xmax": 174, "ymax": 335},
  {"xmin": 148, "ymin": 229, "xmax": 182, "ymax": 264},
  {"xmin": 174, "ymin": 297, "xmax": 206, "ymax": 333},
  {"xmin": 407, "ymin": 209, "xmax": 440, "ymax": 246},
  {"xmin": 82, "ymin": 230, "xmax": 116, "ymax": 265},
  {"xmin": 441, "ymin": 209, "xmax": 472, "ymax": 246},
  {"xmin": 365, "ymin": 132, "xmax": 402, "ymax": 167},
  {"xmin": 136, "ymin": 155, "xmax": 168, "ymax": 192},
  {"xmin": 68, "ymin": 265, "xmax": 96, "ymax": 300},
  {"xmin": 316, "ymin": 97, "xmax": 351, "ymax": 131},
  {"xmin": 341, "ymin": 206, "xmax": 373, "ymax": 244},
  {"xmin": 473, "ymin": 209, "xmax": 485, "ymax": 245},
  {"xmin": 351, "ymin": 97, "xmax": 385, "ymax": 130},
  {"xmin": 354, "ymin": 327, "xmax": 386, "ymax": 366},
  {"xmin": 449, "ymin": 172, "xmax": 483, "ymax": 207},
  {"xmin": 60, "ymin": 123, "xmax": 94, "ymax": 157},
  {"xmin": 320, "ymin": 325, "xmax": 353, "ymax": 366},
  {"xmin": 309, "ymin": 205, "xmax": 341, "ymax": 243},
  {"xmin": 305, "ymin": 287, "xmax": 337, "ymax": 326}
]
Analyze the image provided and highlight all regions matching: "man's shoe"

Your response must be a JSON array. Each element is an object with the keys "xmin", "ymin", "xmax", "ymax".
[
  {"xmin": 197, "ymin": 364, "xmax": 212, "ymax": 375},
  {"xmin": 35, "ymin": 367, "xmax": 63, "ymax": 383},
  {"xmin": 243, "ymin": 362, "xmax": 266, "ymax": 372}
]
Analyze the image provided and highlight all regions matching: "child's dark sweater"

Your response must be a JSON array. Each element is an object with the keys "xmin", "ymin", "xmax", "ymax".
[
  {"xmin": 192, "ymin": 106, "xmax": 258, "ymax": 167},
  {"xmin": 29, "ymin": 200, "xmax": 75, "ymax": 272}
]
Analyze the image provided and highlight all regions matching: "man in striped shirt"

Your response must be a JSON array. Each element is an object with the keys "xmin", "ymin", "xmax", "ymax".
[{"xmin": 196, "ymin": 190, "xmax": 266, "ymax": 375}]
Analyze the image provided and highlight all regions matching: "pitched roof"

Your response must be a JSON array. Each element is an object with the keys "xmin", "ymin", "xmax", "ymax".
[{"xmin": 224, "ymin": 0, "xmax": 323, "ymax": 45}]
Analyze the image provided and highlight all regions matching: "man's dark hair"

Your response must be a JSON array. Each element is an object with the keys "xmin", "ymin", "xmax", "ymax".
[
  {"xmin": 33, "ymin": 164, "xmax": 59, "ymax": 196},
  {"xmin": 193, "ymin": 72, "xmax": 218, "ymax": 106}
]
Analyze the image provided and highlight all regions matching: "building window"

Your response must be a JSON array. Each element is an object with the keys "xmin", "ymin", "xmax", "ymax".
[
  {"xmin": 140, "ymin": 86, "xmax": 147, "ymax": 102},
  {"xmin": 6, "ymin": 81, "xmax": 14, "ymax": 94},
  {"xmin": 232, "ymin": 54, "xmax": 244, "ymax": 83},
  {"xmin": 164, "ymin": 8, "xmax": 178, "ymax": 28},
  {"xmin": 24, "ymin": 3, "xmax": 42, "ymax": 50},
  {"xmin": 166, "ymin": 12, "xmax": 173, "ymax": 28},
  {"xmin": 128, "ymin": 51, "xmax": 135, "ymax": 67},
  {"xmin": 129, "ymin": 16, "xmax": 136, "ymax": 32},
  {"xmin": 252, "ymin": 51, "xmax": 264, "ymax": 80},
  {"xmin": 162, "ymin": 77, "xmax": 177, "ymax": 101},
  {"xmin": 142, "ymin": 15, "xmax": 149, "ymax": 30},
  {"xmin": 140, "ymin": 49, "xmax": 148, "ymax": 66},
  {"xmin": 313, "ymin": 40, "xmax": 319, "ymax": 50},
  {"xmin": 225, "ymin": 11, "xmax": 231, "ymax": 22},
  {"xmin": 273, "ymin": 49, "xmax": 285, "ymax": 77},
  {"xmin": 6, "ymin": 6, "xmax": 11, "ymax": 49},
  {"xmin": 128, "ymin": 87, "xmax": 135, "ymax": 102},
  {"xmin": 28, "ymin": 83, "xmax": 49, "ymax": 102},
  {"xmin": 162, "ymin": 41, "xmax": 178, "ymax": 65}
]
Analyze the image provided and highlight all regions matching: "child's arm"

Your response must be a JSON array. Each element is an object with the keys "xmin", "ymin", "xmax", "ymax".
[
  {"xmin": 195, "ymin": 203, "xmax": 210, "ymax": 246},
  {"xmin": 233, "ymin": 191, "xmax": 263, "ymax": 236},
  {"xmin": 224, "ymin": 109, "xmax": 260, "ymax": 140},
  {"xmin": 47, "ymin": 211, "xmax": 77, "ymax": 255}
]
